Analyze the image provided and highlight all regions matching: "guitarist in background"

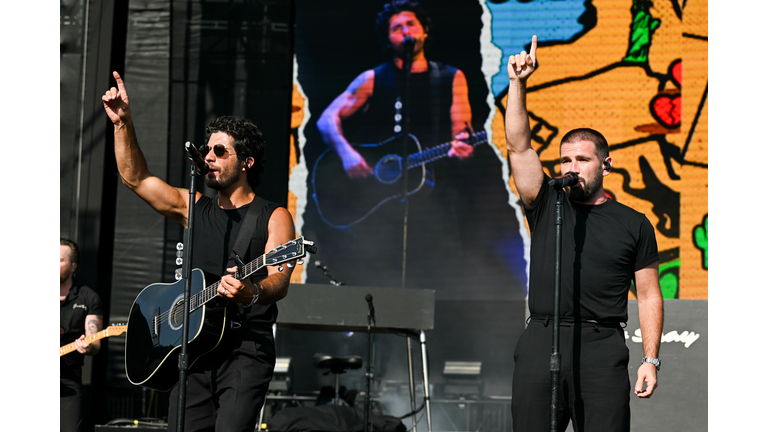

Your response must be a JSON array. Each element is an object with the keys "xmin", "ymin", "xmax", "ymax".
[
  {"xmin": 102, "ymin": 71, "xmax": 297, "ymax": 431},
  {"xmin": 60, "ymin": 238, "xmax": 104, "ymax": 432}
]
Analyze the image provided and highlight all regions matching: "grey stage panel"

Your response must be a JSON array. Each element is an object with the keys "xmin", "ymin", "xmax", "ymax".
[
  {"xmin": 277, "ymin": 283, "xmax": 435, "ymax": 332},
  {"xmin": 626, "ymin": 299, "xmax": 707, "ymax": 432}
]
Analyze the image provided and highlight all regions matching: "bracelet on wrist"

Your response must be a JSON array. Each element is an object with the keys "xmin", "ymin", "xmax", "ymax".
[{"xmin": 247, "ymin": 285, "xmax": 260, "ymax": 307}]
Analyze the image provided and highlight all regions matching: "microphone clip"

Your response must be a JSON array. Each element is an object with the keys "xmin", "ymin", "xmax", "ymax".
[
  {"xmin": 185, "ymin": 141, "xmax": 210, "ymax": 175},
  {"xmin": 315, "ymin": 261, "xmax": 344, "ymax": 286}
]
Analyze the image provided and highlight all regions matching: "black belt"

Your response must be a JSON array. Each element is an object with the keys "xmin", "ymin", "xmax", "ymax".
[
  {"xmin": 229, "ymin": 320, "xmax": 274, "ymax": 332},
  {"xmin": 528, "ymin": 315, "xmax": 626, "ymax": 328}
]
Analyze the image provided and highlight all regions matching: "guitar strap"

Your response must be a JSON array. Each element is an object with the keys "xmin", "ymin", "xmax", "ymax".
[
  {"xmin": 429, "ymin": 61, "xmax": 441, "ymax": 148},
  {"xmin": 229, "ymin": 194, "xmax": 267, "ymax": 321}
]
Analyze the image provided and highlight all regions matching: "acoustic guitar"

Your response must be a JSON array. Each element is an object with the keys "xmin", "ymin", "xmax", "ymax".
[
  {"xmin": 124, "ymin": 237, "xmax": 315, "ymax": 391},
  {"xmin": 311, "ymin": 131, "xmax": 488, "ymax": 228}
]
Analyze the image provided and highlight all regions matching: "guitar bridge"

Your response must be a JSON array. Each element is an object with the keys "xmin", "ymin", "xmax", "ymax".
[{"xmin": 152, "ymin": 307, "xmax": 161, "ymax": 346}]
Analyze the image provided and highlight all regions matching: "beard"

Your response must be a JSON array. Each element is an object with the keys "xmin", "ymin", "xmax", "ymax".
[
  {"xmin": 61, "ymin": 267, "xmax": 72, "ymax": 284},
  {"xmin": 566, "ymin": 170, "xmax": 602, "ymax": 202},
  {"xmin": 393, "ymin": 38, "xmax": 425, "ymax": 59},
  {"xmin": 205, "ymin": 165, "xmax": 240, "ymax": 191}
]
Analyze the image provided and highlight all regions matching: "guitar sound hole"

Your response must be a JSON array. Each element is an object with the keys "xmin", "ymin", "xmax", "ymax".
[
  {"xmin": 169, "ymin": 294, "xmax": 186, "ymax": 330},
  {"xmin": 375, "ymin": 155, "xmax": 403, "ymax": 184}
]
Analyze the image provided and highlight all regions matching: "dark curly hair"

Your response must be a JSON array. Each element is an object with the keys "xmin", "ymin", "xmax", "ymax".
[
  {"xmin": 560, "ymin": 128, "xmax": 610, "ymax": 162},
  {"xmin": 375, "ymin": 0, "xmax": 432, "ymax": 52},
  {"xmin": 204, "ymin": 116, "xmax": 266, "ymax": 189}
]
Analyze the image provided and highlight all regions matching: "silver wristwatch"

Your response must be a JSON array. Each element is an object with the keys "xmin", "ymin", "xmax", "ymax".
[{"xmin": 641, "ymin": 357, "xmax": 661, "ymax": 371}]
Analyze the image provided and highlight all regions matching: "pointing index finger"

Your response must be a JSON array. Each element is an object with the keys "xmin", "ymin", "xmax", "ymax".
[
  {"xmin": 530, "ymin": 35, "xmax": 538, "ymax": 66},
  {"xmin": 113, "ymin": 71, "xmax": 128, "ymax": 97}
]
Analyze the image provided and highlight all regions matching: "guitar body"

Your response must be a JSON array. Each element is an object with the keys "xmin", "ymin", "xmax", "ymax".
[
  {"xmin": 312, "ymin": 134, "xmax": 430, "ymax": 228},
  {"xmin": 125, "ymin": 268, "xmax": 226, "ymax": 392}
]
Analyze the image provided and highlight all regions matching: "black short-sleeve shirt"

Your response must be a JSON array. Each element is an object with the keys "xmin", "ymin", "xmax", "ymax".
[
  {"xmin": 60, "ymin": 281, "xmax": 104, "ymax": 371},
  {"xmin": 524, "ymin": 175, "xmax": 659, "ymax": 322}
]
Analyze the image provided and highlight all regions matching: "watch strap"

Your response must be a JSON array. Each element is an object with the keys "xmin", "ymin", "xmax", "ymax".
[{"xmin": 641, "ymin": 357, "xmax": 661, "ymax": 370}]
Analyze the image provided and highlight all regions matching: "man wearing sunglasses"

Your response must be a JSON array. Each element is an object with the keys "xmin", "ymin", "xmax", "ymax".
[{"xmin": 102, "ymin": 71, "xmax": 296, "ymax": 432}]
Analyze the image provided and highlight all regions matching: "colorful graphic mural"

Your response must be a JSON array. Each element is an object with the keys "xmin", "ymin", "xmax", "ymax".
[{"xmin": 287, "ymin": 0, "xmax": 708, "ymax": 300}]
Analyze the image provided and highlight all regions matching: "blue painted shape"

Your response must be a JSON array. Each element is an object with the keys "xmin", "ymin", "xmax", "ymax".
[{"xmin": 487, "ymin": 0, "xmax": 590, "ymax": 96}]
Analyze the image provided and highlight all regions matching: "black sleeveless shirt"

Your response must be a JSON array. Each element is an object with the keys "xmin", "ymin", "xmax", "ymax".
[
  {"xmin": 191, "ymin": 194, "xmax": 280, "ymax": 325},
  {"xmin": 345, "ymin": 61, "xmax": 458, "ymax": 148}
]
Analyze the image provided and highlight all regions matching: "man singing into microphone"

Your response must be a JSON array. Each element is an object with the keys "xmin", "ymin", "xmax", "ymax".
[
  {"xmin": 103, "ymin": 74, "xmax": 297, "ymax": 431},
  {"xmin": 504, "ymin": 36, "xmax": 664, "ymax": 431}
]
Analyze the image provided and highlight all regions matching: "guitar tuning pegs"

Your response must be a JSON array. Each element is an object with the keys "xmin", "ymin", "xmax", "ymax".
[
  {"xmin": 278, "ymin": 265, "xmax": 284, "ymax": 272},
  {"xmin": 286, "ymin": 262, "xmax": 294, "ymax": 268},
  {"xmin": 297, "ymin": 260, "xmax": 304, "ymax": 265}
]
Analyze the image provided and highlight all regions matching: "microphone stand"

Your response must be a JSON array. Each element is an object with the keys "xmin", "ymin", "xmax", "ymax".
[
  {"xmin": 316, "ymin": 263, "xmax": 344, "ymax": 286},
  {"xmin": 549, "ymin": 186, "xmax": 565, "ymax": 432},
  {"xmin": 400, "ymin": 38, "xmax": 414, "ymax": 289},
  {"xmin": 364, "ymin": 294, "xmax": 376, "ymax": 432},
  {"xmin": 176, "ymin": 161, "xmax": 202, "ymax": 432}
]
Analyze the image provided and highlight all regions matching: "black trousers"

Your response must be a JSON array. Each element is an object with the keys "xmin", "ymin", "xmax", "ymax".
[
  {"xmin": 168, "ymin": 326, "xmax": 275, "ymax": 432},
  {"xmin": 512, "ymin": 319, "xmax": 631, "ymax": 432},
  {"xmin": 61, "ymin": 370, "xmax": 83, "ymax": 432}
]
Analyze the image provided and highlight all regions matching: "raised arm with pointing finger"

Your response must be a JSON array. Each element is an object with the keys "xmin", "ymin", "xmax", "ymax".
[
  {"xmin": 505, "ymin": 35, "xmax": 543, "ymax": 208},
  {"xmin": 102, "ymin": 71, "xmax": 192, "ymax": 226}
]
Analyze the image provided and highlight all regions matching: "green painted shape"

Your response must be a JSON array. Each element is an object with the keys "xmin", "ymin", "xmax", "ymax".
[
  {"xmin": 624, "ymin": 0, "xmax": 662, "ymax": 63},
  {"xmin": 659, "ymin": 273, "xmax": 677, "ymax": 299},
  {"xmin": 659, "ymin": 258, "xmax": 679, "ymax": 274},
  {"xmin": 630, "ymin": 258, "xmax": 679, "ymax": 299},
  {"xmin": 693, "ymin": 215, "xmax": 708, "ymax": 270}
]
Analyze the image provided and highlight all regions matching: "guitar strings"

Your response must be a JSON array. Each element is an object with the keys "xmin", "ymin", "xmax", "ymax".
[
  {"xmin": 147, "ymin": 239, "xmax": 300, "ymax": 334},
  {"xmin": 150, "ymin": 256, "xmax": 265, "ymax": 330}
]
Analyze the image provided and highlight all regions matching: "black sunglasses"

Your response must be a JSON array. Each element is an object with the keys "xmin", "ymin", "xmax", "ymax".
[{"xmin": 199, "ymin": 144, "xmax": 230, "ymax": 158}]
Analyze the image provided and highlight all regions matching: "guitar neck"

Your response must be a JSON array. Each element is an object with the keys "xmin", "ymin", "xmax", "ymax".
[
  {"xmin": 189, "ymin": 254, "xmax": 267, "ymax": 313},
  {"xmin": 188, "ymin": 238, "xmax": 307, "ymax": 314},
  {"xmin": 60, "ymin": 325, "xmax": 126, "ymax": 357},
  {"xmin": 406, "ymin": 131, "xmax": 488, "ymax": 169}
]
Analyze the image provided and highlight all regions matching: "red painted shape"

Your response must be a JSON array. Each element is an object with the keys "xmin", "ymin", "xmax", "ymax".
[
  {"xmin": 651, "ymin": 94, "xmax": 682, "ymax": 129},
  {"xmin": 671, "ymin": 60, "xmax": 682, "ymax": 89}
]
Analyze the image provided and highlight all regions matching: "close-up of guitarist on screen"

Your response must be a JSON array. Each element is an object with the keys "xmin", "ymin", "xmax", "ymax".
[
  {"xmin": 316, "ymin": 1, "xmax": 475, "ymax": 182},
  {"xmin": 310, "ymin": 0, "xmax": 524, "ymax": 297},
  {"xmin": 102, "ymin": 71, "xmax": 300, "ymax": 432}
]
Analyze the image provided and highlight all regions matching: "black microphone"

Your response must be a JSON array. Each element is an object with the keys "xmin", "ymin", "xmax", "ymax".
[
  {"xmin": 185, "ymin": 141, "xmax": 209, "ymax": 175},
  {"xmin": 314, "ymin": 260, "xmax": 327, "ymax": 271},
  {"xmin": 402, "ymin": 35, "xmax": 416, "ymax": 55},
  {"xmin": 548, "ymin": 171, "xmax": 579, "ymax": 188},
  {"xmin": 365, "ymin": 294, "xmax": 375, "ymax": 319}
]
